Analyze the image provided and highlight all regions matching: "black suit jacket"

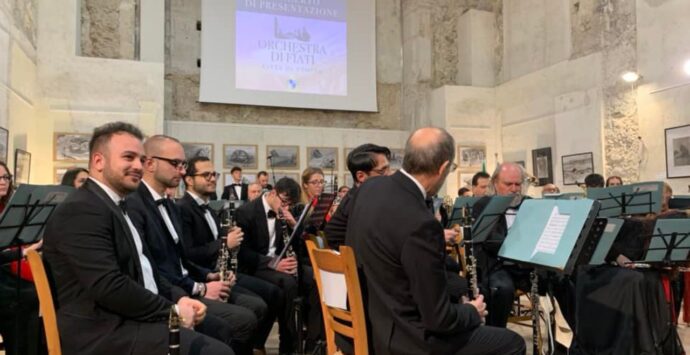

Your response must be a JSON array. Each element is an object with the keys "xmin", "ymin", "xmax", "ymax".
[
  {"xmin": 345, "ymin": 172, "xmax": 482, "ymax": 355},
  {"xmin": 323, "ymin": 186, "xmax": 358, "ymax": 250},
  {"xmin": 221, "ymin": 183, "xmax": 248, "ymax": 201},
  {"xmin": 43, "ymin": 179, "xmax": 185, "ymax": 354},
  {"xmin": 177, "ymin": 192, "xmax": 224, "ymax": 271},
  {"xmin": 128, "ymin": 183, "xmax": 211, "ymax": 295},
  {"xmin": 234, "ymin": 196, "xmax": 289, "ymax": 274}
]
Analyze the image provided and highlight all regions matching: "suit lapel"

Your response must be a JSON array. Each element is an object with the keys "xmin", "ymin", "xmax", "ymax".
[
  {"xmin": 183, "ymin": 192, "xmax": 215, "ymax": 240},
  {"xmin": 254, "ymin": 199, "xmax": 274, "ymax": 252}
]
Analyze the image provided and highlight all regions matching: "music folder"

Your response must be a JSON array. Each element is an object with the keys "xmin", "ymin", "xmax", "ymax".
[
  {"xmin": 543, "ymin": 192, "xmax": 585, "ymax": 200},
  {"xmin": 642, "ymin": 219, "xmax": 690, "ymax": 264},
  {"xmin": 587, "ymin": 218, "xmax": 624, "ymax": 265},
  {"xmin": 0, "ymin": 184, "xmax": 74, "ymax": 249},
  {"xmin": 497, "ymin": 199, "xmax": 600, "ymax": 274},
  {"xmin": 307, "ymin": 193, "xmax": 336, "ymax": 231},
  {"xmin": 586, "ymin": 181, "xmax": 662, "ymax": 217}
]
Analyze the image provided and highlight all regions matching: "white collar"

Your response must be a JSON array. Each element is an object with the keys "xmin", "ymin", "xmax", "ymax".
[
  {"xmin": 89, "ymin": 177, "xmax": 124, "ymax": 204},
  {"xmin": 261, "ymin": 194, "xmax": 274, "ymax": 216},
  {"xmin": 186, "ymin": 190, "xmax": 207, "ymax": 206},
  {"xmin": 142, "ymin": 180, "xmax": 164, "ymax": 201},
  {"xmin": 399, "ymin": 169, "xmax": 427, "ymax": 199}
]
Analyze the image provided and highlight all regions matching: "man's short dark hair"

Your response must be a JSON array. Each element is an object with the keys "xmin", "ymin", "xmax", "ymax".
[
  {"xmin": 347, "ymin": 143, "xmax": 391, "ymax": 180},
  {"xmin": 257, "ymin": 171, "xmax": 268, "ymax": 178},
  {"xmin": 402, "ymin": 128, "xmax": 455, "ymax": 175},
  {"xmin": 471, "ymin": 172, "xmax": 490, "ymax": 186},
  {"xmin": 458, "ymin": 187, "xmax": 470, "ymax": 196},
  {"xmin": 584, "ymin": 173, "xmax": 604, "ymax": 188},
  {"xmin": 274, "ymin": 177, "xmax": 300, "ymax": 204},
  {"xmin": 89, "ymin": 121, "xmax": 144, "ymax": 158},
  {"xmin": 186, "ymin": 156, "xmax": 211, "ymax": 178},
  {"xmin": 230, "ymin": 166, "xmax": 242, "ymax": 174}
]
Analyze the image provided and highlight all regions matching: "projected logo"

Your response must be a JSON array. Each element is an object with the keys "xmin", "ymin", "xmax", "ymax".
[{"xmin": 235, "ymin": 0, "xmax": 347, "ymax": 96}]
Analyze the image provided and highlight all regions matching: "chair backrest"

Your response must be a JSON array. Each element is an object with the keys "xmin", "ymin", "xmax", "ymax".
[
  {"xmin": 306, "ymin": 240, "xmax": 368, "ymax": 355},
  {"xmin": 25, "ymin": 250, "xmax": 62, "ymax": 355}
]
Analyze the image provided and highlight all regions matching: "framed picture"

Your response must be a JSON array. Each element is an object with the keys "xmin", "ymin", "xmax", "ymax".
[
  {"xmin": 0, "ymin": 127, "xmax": 7, "ymax": 163},
  {"xmin": 458, "ymin": 172, "xmax": 475, "ymax": 188},
  {"xmin": 54, "ymin": 165, "xmax": 88, "ymax": 184},
  {"xmin": 269, "ymin": 171, "xmax": 300, "ymax": 184},
  {"xmin": 223, "ymin": 144, "xmax": 258, "ymax": 169},
  {"xmin": 531, "ymin": 147, "xmax": 553, "ymax": 186},
  {"xmin": 54, "ymin": 132, "xmax": 91, "ymax": 162},
  {"xmin": 14, "ymin": 149, "xmax": 30, "ymax": 185},
  {"xmin": 344, "ymin": 172, "xmax": 354, "ymax": 187},
  {"xmin": 343, "ymin": 148, "xmax": 353, "ymax": 165},
  {"xmin": 514, "ymin": 160, "xmax": 525, "ymax": 168},
  {"xmin": 267, "ymin": 145, "xmax": 300, "ymax": 169},
  {"xmin": 665, "ymin": 124, "xmax": 690, "ymax": 178},
  {"xmin": 182, "ymin": 142, "xmax": 213, "ymax": 160},
  {"xmin": 389, "ymin": 148, "xmax": 404, "ymax": 171},
  {"xmin": 561, "ymin": 152, "xmax": 594, "ymax": 186},
  {"xmin": 458, "ymin": 145, "xmax": 486, "ymax": 171},
  {"xmin": 307, "ymin": 147, "xmax": 338, "ymax": 169},
  {"xmin": 223, "ymin": 171, "xmax": 257, "ymax": 186},
  {"xmin": 322, "ymin": 174, "xmax": 338, "ymax": 194}
]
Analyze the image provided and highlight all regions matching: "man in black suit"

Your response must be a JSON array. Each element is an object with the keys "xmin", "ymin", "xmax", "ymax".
[
  {"xmin": 257, "ymin": 171, "xmax": 273, "ymax": 191},
  {"xmin": 324, "ymin": 143, "xmax": 391, "ymax": 250},
  {"xmin": 471, "ymin": 162, "xmax": 532, "ymax": 328},
  {"xmin": 221, "ymin": 166, "xmax": 248, "ymax": 201},
  {"xmin": 43, "ymin": 122, "xmax": 231, "ymax": 354},
  {"xmin": 178, "ymin": 156, "xmax": 283, "ymax": 353},
  {"xmin": 346, "ymin": 127, "xmax": 525, "ymax": 354},
  {"xmin": 128, "ymin": 135, "xmax": 266, "ymax": 355}
]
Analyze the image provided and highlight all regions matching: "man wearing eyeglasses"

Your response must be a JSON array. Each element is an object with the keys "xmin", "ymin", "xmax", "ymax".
[{"xmin": 178, "ymin": 156, "xmax": 284, "ymax": 354}]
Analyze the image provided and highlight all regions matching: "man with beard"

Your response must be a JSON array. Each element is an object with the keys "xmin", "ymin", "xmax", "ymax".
[
  {"xmin": 346, "ymin": 127, "xmax": 524, "ymax": 354},
  {"xmin": 127, "ymin": 135, "xmax": 267, "ymax": 355},
  {"xmin": 43, "ymin": 122, "xmax": 231, "ymax": 354}
]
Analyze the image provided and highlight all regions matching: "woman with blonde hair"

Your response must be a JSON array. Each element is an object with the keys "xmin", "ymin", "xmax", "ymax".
[{"xmin": 300, "ymin": 167, "xmax": 325, "ymax": 204}]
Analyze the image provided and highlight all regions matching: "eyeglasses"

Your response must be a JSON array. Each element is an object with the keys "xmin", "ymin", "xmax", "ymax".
[
  {"xmin": 193, "ymin": 171, "xmax": 220, "ymax": 181},
  {"xmin": 308, "ymin": 180, "xmax": 325, "ymax": 185},
  {"xmin": 278, "ymin": 194, "xmax": 292, "ymax": 206},
  {"xmin": 449, "ymin": 162, "xmax": 458, "ymax": 173},
  {"xmin": 370, "ymin": 166, "xmax": 391, "ymax": 176},
  {"xmin": 151, "ymin": 156, "xmax": 188, "ymax": 170},
  {"xmin": 0, "ymin": 175, "xmax": 12, "ymax": 182}
]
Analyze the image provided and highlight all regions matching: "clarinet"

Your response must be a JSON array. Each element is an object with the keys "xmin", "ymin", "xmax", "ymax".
[
  {"xmin": 530, "ymin": 270, "xmax": 541, "ymax": 355},
  {"xmin": 168, "ymin": 305, "xmax": 180, "ymax": 355},
  {"xmin": 278, "ymin": 209, "xmax": 298, "ymax": 282},
  {"xmin": 461, "ymin": 206, "xmax": 479, "ymax": 300},
  {"xmin": 216, "ymin": 204, "xmax": 235, "ymax": 282}
]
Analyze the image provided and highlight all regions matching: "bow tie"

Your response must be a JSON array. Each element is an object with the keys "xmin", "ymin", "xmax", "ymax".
[
  {"xmin": 118, "ymin": 199, "xmax": 128, "ymax": 214},
  {"xmin": 232, "ymin": 183, "xmax": 241, "ymax": 187},
  {"xmin": 424, "ymin": 198, "xmax": 434, "ymax": 212},
  {"xmin": 267, "ymin": 210, "xmax": 277, "ymax": 219},
  {"xmin": 155, "ymin": 198, "xmax": 166, "ymax": 206},
  {"xmin": 200, "ymin": 203, "xmax": 211, "ymax": 212}
]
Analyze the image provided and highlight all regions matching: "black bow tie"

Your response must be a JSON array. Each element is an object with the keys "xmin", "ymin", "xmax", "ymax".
[
  {"xmin": 155, "ymin": 198, "xmax": 166, "ymax": 206},
  {"xmin": 118, "ymin": 199, "xmax": 128, "ymax": 214},
  {"xmin": 267, "ymin": 210, "xmax": 277, "ymax": 219},
  {"xmin": 232, "ymin": 183, "xmax": 241, "ymax": 187},
  {"xmin": 200, "ymin": 204, "xmax": 211, "ymax": 212},
  {"xmin": 424, "ymin": 198, "xmax": 434, "ymax": 211}
]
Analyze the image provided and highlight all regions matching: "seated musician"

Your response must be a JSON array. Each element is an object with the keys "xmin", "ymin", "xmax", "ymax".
[
  {"xmin": 42, "ymin": 122, "xmax": 232, "ymax": 354},
  {"xmin": 471, "ymin": 162, "xmax": 532, "ymax": 328},
  {"xmin": 235, "ymin": 177, "xmax": 322, "ymax": 353},
  {"xmin": 346, "ymin": 127, "xmax": 524, "ymax": 354}
]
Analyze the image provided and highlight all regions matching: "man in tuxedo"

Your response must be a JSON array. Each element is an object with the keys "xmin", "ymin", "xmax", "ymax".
[
  {"xmin": 346, "ymin": 127, "xmax": 525, "ymax": 354},
  {"xmin": 178, "ymin": 156, "xmax": 283, "ymax": 353},
  {"xmin": 324, "ymin": 143, "xmax": 391, "ymax": 250},
  {"xmin": 472, "ymin": 162, "xmax": 532, "ymax": 327},
  {"xmin": 43, "ymin": 122, "xmax": 231, "ymax": 355},
  {"xmin": 235, "ymin": 178, "xmax": 322, "ymax": 354},
  {"xmin": 257, "ymin": 171, "xmax": 273, "ymax": 191},
  {"xmin": 471, "ymin": 171, "xmax": 491, "ymax": 197},
  {"xmin": 128, "ymin": 135, "xmax": 267, "ymax": 355},
  {"xmin": 221, "ymin": 166, "xmax": 248, "ymax": 201}
]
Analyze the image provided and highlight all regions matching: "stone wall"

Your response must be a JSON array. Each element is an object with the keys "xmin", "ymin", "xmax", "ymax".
[{"xmin": 80, "ymin": 0, "xmax": 138, "ymax": 59}]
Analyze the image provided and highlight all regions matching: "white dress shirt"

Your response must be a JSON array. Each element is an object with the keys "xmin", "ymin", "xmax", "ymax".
[
  {"xmin": 262, "ymin": 194, "xmax": 278, "ymax": 257},
  {"xmin": 187, "ymin": 191, "xmax": 219, "ymax": 239},
  {"xmin": 143, "ymin": 181, "xmax": 188, "ymax": 277}
]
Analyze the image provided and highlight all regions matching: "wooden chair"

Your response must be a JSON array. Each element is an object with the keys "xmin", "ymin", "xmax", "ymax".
[
  {"xmin": 306, "ymin": 240, "xmax": 368, "ymax": 355},
  {"xmin": 25, "ymin": 249, "xmax": 61, "ymax": 355}
]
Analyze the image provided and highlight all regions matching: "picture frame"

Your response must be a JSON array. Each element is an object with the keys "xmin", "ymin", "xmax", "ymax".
[
  {"xmin": 531, "ymin": 147, "xmax": 553, "ymax": 186},
  {"xmin": 269, "ymin": 171, "xmax": 300, "ymax": 185},
  {"xmin": 54, "ymin": 132, "xmax": 91, "ymax": 162},
  {"xmin": 389, "ymin": 148, "xmax": 404, "ymax": 171},
  {"xmin": 343, "ymin": 148, "xmax": 353, "ymax": 166},
  {"xmin": 307, "ymin": 147, "xmax": 338, "ymax": 169},
  {"xmin": 223, "ymin": 144, "xmax": 258, "ymax": 169},
  {"xmin": 665, "ymin": 124, "xmax": 690, "ymax": 178},
  {"xmin": 458, "ymin": 145, "xmax": 486, "ymax": 172},
  {"xmin": 0, "ymin": 127, "xmax": 8, "ymax": 163},
  {"xmin": 267, "ymin": 145, "xmax": 300, "ymax": 169},
  {"xmin": 344, "ymin": 172, "xmax": 354, "ymax": 187},
  {"xmin": 458, "ymin": 172, "xmax": 475, "ymax": 189},
  {"xmin": 14, "ymin": 149, "xmax": 31, "ymax": 185},
  {"xmin": 54, "ymin": 165, "xmax": 88, "ymax": 184},
  {"xmin": 182, "ymin": 142, "xmax": 214, "ymax": 161},
  {"xmin": 223, "ymin": 171, "xmax": 257, "ymax": 186},
  {"xmin": 561, "ymin": 152, "xmax": 594, "ymax": 186}
]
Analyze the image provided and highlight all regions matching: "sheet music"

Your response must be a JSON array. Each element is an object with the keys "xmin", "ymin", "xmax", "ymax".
[
  {"xmin": 319, "ymin": 270, "xmax": 347, "ymax": 309},
  {"xmin": 531, "ymin": 206, "xmax": 570, "ymax": 257}
]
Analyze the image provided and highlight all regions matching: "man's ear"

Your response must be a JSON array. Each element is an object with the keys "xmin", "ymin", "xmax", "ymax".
[
  {"xmin": 91, "ymin": 152, "xmax": 105, "ymax": 173},
  {"xmin": 355, "ymin": 171, "xmax": 367, "ymax": 183},
  {"xmin": 437, "ymin": 160, "xmax": 450, "ymax": 177}
]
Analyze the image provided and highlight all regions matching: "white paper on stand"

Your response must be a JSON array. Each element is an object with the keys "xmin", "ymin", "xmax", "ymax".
[{"xmin": 531, "ymin": 206, "xmax": 570, "ymax": 257}]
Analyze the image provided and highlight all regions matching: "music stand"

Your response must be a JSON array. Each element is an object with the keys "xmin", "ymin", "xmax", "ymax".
[
  {"xmin": 669, "ymin": 195, "xmax": 690, "ymax": 210},
  {"xmin": 586, "ymin": 181, "xmax": 663, "ymax": 217},
  {"xmin": 640, "ymin": 219, "xmax": 690, "ymax": 266},
  {"xmin": 468, "ymin": 196, "xmax": 516, "ymax": 245},
  {"xmin": 447, "ymin": 196, "xmax": 482, "ymax": 228},
  {"xmin": 587, "ymin": 218, "xmax": 624, "ymax": 265},
  {"xmin": 543, "ymin": 192, "xmax": 585, "ymax": 200},
  {"xmin": 307, "ymin": 193, "xmax": 336, "ymax": 232}
]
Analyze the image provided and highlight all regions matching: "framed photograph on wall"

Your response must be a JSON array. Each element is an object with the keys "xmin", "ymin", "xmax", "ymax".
[
  {"xmin": 307, "ymin": 147, "xmax": 338, "ymax": 169},
  {"xmin": 344, "ymin": 172, "xmax": 354, "ymax": 187},
  {"xmin": 182, "ymin": 142, "xmax": 214, "ymax": 160},
  {"xmin": 269, "ymin": 171, "xmax": 300, "ymax": 185},
  {"xmin": 0, "ymin": 127, "xmax": 8, "ymax": 163},
  {"xmin": 389, "ymin": 148, "xmax": 404, "ymax": 171},
  {"xmin": 343, "ymin": 148, "xmax": 353, "ymax": 165},
  {"xmin": 665, "ymin": 124, "xmax": 690, "ymax": 178},
  {"xmin": 561, "ymin": 152, "xmax": 594, "ymax": 186},
  {"xmin": 223, "ymin": 144, "xmax": 258, "ymax": 169},
  {"xmin": 458, "ymin": 145, "xmax": 486, "ymax": 172},
  {"xmin": 54, "ymin": 165, "xmax": 88, "ymax": 184},
  {"xmin": 54, "ymin": 132, "xmax": 91, "ymax": 162},
  {"xmin": 531, "ymin": 147, "xmax": 553, "ymax": 186},
  {"xmin": 267, "ymin": 145, "xmax": 300, "ymax": 169},
  {"xmin": 14, "ymin": 149, "xmax": 31, "ymax": 185},
  {"xmin": 458, "ymin": 172, "xmax": 476, "ymax": 189}
]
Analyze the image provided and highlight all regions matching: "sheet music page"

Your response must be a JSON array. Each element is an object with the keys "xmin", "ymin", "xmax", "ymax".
[
  {"xmin": 531, "ymin": 206, "xmax": 570, "ymax": 257},
  {"xmin": 319, "ymin": 270, "xmax": 348, "ymax": 309}
]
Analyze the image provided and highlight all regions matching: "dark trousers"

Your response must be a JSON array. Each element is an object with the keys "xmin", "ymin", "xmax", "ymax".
[
  {"xmin": 0, "ymin": 270, "xmax": 45, "ymax": 355},
  {"xmin": 199, "ymin": 293, "xmax": 258, "ymax": 355},
  {"xmin": 452, "ymin": 325, "xmax": 526, "ymax": 355},
  {"xmin": 236, "ymin": 273, "xmax": 283, "ymax": 349},
  {"xmin": 483, "ymin": 265, "xmax": 531, "ymax": 327}
]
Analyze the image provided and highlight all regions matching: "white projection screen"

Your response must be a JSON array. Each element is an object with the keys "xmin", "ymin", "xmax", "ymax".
[{"xmin": 200, "ymin": 0, "xmax": 377, "ymax": 112}]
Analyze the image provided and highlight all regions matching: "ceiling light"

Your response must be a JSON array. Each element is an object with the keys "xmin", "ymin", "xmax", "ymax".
[
  {"xmin": 621, "ymin": 71, "xmax": 640, "ymax": 83},
  {"xmin": 684, "ymin": 60, "xmax": 690, "ymax": 76}
]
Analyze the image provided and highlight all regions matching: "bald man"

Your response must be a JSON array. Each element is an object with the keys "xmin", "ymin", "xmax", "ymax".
[
  {"xmin": 541, "ymin": 183, "xmax": 559, "ymax": 196},
  {"xmin": 347, "ymin": 128, "xmax": 524, "ymax": 355}
]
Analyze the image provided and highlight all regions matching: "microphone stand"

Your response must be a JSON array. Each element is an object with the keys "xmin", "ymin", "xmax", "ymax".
[
  {"xmin": 267, "ymin": 153, "xmax": 277, "ymax": 187},
  {"xmin": 329, "ymin": 159, "xmax": 335, "ymax": 194}
]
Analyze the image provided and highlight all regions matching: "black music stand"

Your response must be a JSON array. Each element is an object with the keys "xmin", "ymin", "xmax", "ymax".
[
  {"xmin": 586, "ymin": 182, "xmax": 663, "ymax": 217},
  {"xmin": 446, "ymin": 196, "xmax": 481, "ymax": 229}
]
